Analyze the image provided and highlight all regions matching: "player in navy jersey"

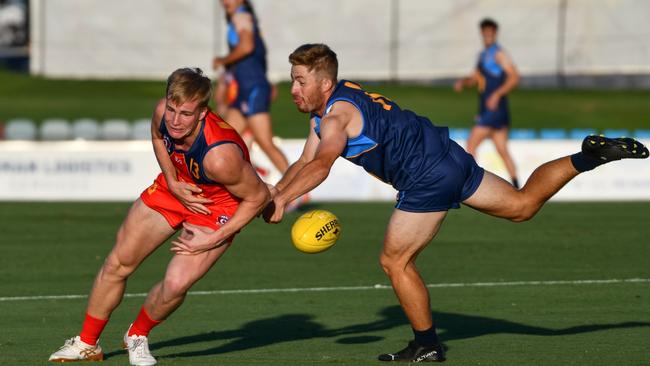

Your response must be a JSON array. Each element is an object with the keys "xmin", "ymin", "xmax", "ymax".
[
  {"xmin": 212, "ymin": 0, "xmax": 289, "ymax": 176},
  {"xmin": 264, "ymin": 43, "xmax": 648, "ymax": 363},
  {"xmin": 455, "ymin": 18, "xmax": 520, "ymax": 187}
]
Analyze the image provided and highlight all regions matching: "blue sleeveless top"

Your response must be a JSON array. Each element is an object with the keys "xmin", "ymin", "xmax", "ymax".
[
  {"xmin": 226, "ymin": 5, "xmax": 267, "ymax": 88},
  {"xmin": 312, "ymin": 80, "xmax": 450, "ymax": 191},
  {"xmin": 477, "ymin": 43, "xmax": 506, "ymax": 99}
]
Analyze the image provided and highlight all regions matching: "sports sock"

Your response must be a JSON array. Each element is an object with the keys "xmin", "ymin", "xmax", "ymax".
[
  {"xmin": 79, "ymin": 313, "xmax": 109, "ymax": 346},
  {"xmin": 570, "ymin": 152, "xmax": 605, "ymax": 172},
  {"xmin": 413, "ymin": 325, "xmax": 440, "ymax": 347},
  {"xmin": 128, "ymin": 306, "xmax": 163, "ymax": 337}
]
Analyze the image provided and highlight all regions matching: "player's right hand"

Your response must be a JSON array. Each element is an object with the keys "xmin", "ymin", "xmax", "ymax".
[{"xmin": 168, "ymin": 180, "xmax": 213, "ymax": 215}]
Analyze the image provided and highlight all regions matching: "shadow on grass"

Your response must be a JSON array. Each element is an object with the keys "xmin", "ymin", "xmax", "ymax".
[{"xmin": 104, "ymin": 305, "xmax": 650, "ymax": 360}]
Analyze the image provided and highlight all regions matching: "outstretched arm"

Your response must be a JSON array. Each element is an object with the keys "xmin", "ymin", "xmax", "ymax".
[
  {"xmin": 264, "ymin": 104, "xmax": 351, "ymax": 223},
  {"xmin": 171, "ymin": 143, "xmax": 270, "ymax": 254},
  {"xmin": 270, "ymin": 118, "xmax": 321, "ymax": 197},
  {"xmin": 151, "ymin": 99, "xmax": 213, "ymax": 214}
]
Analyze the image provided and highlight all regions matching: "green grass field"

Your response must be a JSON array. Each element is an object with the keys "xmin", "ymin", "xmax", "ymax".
[
  {"xmin": 2, "ymin": 69, "xmax": 650, "ymax": 138},
  {"xmin": 2, "ymin": 201, "xmax": 649, "ymax": 365}
]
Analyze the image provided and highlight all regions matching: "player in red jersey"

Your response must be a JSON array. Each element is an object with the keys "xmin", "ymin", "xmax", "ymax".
[{"xmin": 49, "ymin": 68, "xmax": 270, "ymax": 366}]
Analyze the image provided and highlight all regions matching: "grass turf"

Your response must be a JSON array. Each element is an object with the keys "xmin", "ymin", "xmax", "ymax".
[
  {"xmin": 1, "ymin": 201, "xmax": 649, "ymax": 365},
  {"xmin": 2, "ymin": 69, "xmax": 650, "ymax": 138}
]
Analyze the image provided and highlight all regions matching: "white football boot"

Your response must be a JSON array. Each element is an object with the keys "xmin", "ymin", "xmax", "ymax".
[
  {"xmin": 48, "ymin": 336, "xmax": 103, "ymax": 362},
  {"xmin": 124, "ymin": 328, "xmax": 157, "ymax": 366}
]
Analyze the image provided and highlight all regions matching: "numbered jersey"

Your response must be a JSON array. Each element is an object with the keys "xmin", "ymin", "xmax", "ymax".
[
  {"xmin": 312, "ymin": 80, "xmax": 450, "ymax": 191},
  {"xmin": 158, "ymin": 110, "xmax": 250, "ymax": 206}
]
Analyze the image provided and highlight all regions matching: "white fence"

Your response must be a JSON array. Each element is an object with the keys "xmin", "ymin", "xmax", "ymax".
[
  {"xmin": 1, "ymin": 139, "xmax": 649, "ymax": 202},
  {"xmin": 30, "ymin": 0, "xmax": 650, "ymax": 81}
]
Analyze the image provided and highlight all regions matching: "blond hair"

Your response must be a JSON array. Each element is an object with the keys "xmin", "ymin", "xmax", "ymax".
[
  {"xmin": 166, "ymin": 68, "xmax": 213, "ymax": 108},
  {"xmin": 289, "ymin": 43, "xmax": 338, "ymax": 81}
]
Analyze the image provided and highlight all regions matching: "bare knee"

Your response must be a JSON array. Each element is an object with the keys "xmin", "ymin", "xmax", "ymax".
[
  {"xmin": 100, "ymin": 254, "xmax": 136, "ymax": 282},
  {"xmin": 380, "ymin": 253, "xmax": 406, "ymax": 278},
  {"xmin": 509, "ymin": 212, "xmax": 533, "ymax": 223},
  {"xmin": 99, "ymin": 229, "xmax": 141, "ymax": 280},
  {"xmin": 506, "ymin": 198, "xmax": 538, "ymax": 223},
  {"xmin": 160, "ymin": 276, "xmax": 193, "ymax": 301}
]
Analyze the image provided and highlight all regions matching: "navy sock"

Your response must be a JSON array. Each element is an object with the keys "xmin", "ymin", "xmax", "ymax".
[
  {"xmin": 570, "ymin": 152, "xmax": 605, "ymax": 172},
  {"xmin": 413, "ymin": 325, "xmax": 439, "ymax": 347}
]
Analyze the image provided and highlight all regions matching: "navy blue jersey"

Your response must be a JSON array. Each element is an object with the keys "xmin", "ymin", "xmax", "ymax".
[
  {"xmin": 477, "ymin": 43, "xmax": 506, "ymax": 98},
  {"xmin": 226, "ymin": 5, "xmax": 267, "ymax": 89},
  {"xmin": 476, "ymin": 43, "xmax": 510, "ymax": 127},
  {"xmin": 312, "ymin": 80, "xmax": 451, "ymax": 191}
]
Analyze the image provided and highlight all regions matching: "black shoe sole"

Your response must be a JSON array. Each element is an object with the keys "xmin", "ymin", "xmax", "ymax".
[{"xmin": 582, "ymin": 135, "xmax": 649, "ymax": 161}]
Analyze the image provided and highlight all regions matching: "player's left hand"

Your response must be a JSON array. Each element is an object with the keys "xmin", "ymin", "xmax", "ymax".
[
  {"xmin": 486, "ymin": 94, "xmax": 500, "ymax": 111},
  {"xmin": 171, "ymin": 222, "xmax": 225, "ymax": 255},
  {"xmin": 167, "ymin": 180, "xmax": 212, "ymax": 215}
]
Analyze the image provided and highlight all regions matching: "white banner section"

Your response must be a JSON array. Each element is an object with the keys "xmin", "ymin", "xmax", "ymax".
[{"xmin": 1, "ymin": 139, "xmax": 649, "ymax": 202}]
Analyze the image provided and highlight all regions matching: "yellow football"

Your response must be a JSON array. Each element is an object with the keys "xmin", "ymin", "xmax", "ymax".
[{"xmin": 291, "ymin": 210, "xmax": 341, "ymax": 254}]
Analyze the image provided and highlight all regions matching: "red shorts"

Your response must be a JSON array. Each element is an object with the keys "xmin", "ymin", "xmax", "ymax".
[{"xmin": 140, "ymin": 178, "xmax": 239, "ymax": 232}]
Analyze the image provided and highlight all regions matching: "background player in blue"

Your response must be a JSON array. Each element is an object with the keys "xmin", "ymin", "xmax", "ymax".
[
  {"xmin": 264, "ymin": 43, "xmax": 648, "ymax": 363},
  {"xmin": 455, "ymin": 18, "xmax": 521, "ymax": 187},
  {"xmin": 212, "ymin": 0, "xmax": 289, "ymax": 175}
]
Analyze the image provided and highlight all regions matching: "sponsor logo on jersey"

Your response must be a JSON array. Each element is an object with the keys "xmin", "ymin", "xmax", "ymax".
[
  {"xmin": 147, "ymin": 182, "xmax": 158, "ymax": 195},
  {"xmin": 163, "ymin": 135, "xmax": 173, "ymax": 154}
]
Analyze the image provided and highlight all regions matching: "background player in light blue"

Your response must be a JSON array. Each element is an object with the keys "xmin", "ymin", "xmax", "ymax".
[
  {"xmin": 455, "ymin": 18, "xmax": 520, "ymax": 187},
  {"xmin": 264, "ymin": 43, "xmax": 648, "ymax": 363},
  {"xmin": 212, "ymin": 0, "xmax": 289, "ymax": 175}
]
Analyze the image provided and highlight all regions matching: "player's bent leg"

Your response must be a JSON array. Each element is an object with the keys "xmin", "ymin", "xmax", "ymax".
[
  {"xmin": 464, "ymin": 157, "xmax": 579, "ymax": 222},
  {"xmin": 378, "ymin": 209, "xmax": 446, "ymax": 362},
  {"xmin": 49, "ymin": 199, "xmax": 175, "ymax": 363},
  {"xmin": 147, "ymin": 239, "xmax": 232, "ymax": 320},
  {"xmin": 86, "ymin": 199, "xmax": 176, "ymax": 319},
  {"xmin": 123, "ymin": 228, "xmax": 232, "ymax": 366},
  {"xmin": 465, "ymin": 135, "xmax": 648, "ymax": 222},
  {"xmin": 248, "ymin": 112, "xmax": 289, "ymax": 172}
]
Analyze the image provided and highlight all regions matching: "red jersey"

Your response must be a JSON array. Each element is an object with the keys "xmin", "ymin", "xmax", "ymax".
[{"xmin": 157, "ymin": 110, "xmax": 250, "ymax": 207}]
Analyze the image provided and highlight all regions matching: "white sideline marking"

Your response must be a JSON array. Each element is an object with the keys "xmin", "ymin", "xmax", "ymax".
[{"xmin": 1, "ymin": 278, "xmax": 648, "ymax": 302}]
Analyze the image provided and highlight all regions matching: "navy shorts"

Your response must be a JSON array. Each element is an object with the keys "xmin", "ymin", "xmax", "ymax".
[
  {"xmin": 476, "ymin": 97, "xmax": 510, "ymax": 128},
  {"xmin": 230, "ymin": 81, "xmax": 271, "ymax": 117},
  {"xmin": 395, "ymin": 140, "xmax": 485, "ymax": 212}
]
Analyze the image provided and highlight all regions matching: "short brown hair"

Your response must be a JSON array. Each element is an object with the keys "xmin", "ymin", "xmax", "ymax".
[
  {"xmin": 289, "ymin": 43, "xmax": 338, "ymax": 81},
  {"xmin": 166, "ymin": 67, "xmax": 213, "ymax": 108},
  {"xmin": 480, "ymin": 18, "xmax": 498, "ymax": 30}
]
